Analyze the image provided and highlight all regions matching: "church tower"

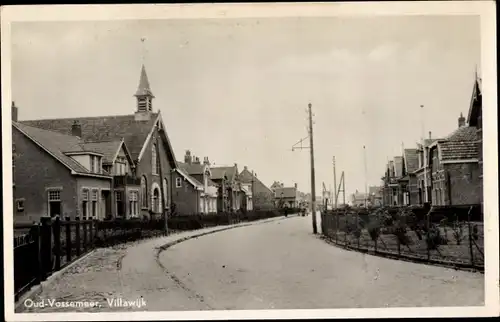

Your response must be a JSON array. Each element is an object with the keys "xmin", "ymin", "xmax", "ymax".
[{"xmin": 134, "ymin": 64, "xmax": 155, "ymax": 121}]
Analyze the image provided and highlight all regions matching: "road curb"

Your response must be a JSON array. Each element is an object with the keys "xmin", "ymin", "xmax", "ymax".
[
  {"xmin": 319, "ymin": 235, "xmax": 484, "ymax": 274},
  {"xmin": 14, "ymin": 249, "xmax": 96, "ymax": 312}
]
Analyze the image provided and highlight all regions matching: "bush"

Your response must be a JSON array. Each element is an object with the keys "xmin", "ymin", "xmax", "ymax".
[{"xmin": 425, "ymin": 224, "xmax": 447, "ymax": 250}]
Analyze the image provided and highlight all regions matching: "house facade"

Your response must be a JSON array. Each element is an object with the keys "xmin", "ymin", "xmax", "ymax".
[
  {"xmin": 413, "ymin": 136, "xmax": 436, "ymax": 206},
  {"xmin": 18, "ymin": 64, "xmax": 178, "ymax": 220},
  {"xmin": 239, "ymin": 167, "xmax": 275, "ymax": 210},
  {"xmin": 210, "ymin": 164, "xmax": 247, "ymax": 212},
  {"xmin": 427, "ymin": 118, "xmax": 481, "ymax": 206},
  {"xmin": 274, "ymin": 184, "xmax": 299, "ymax": 208},
  {"xmin": 12, "ymin": 120, "xmax": 118, "ymax": 223},
  {"xmin": 172, "ymin": 151, "xmax": 218, "ymax": 215}
]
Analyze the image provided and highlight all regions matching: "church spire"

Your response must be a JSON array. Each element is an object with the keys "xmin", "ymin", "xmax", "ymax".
[{"xmin": 135, "ymin": 38, "xmax": 154, "ymax": 113}]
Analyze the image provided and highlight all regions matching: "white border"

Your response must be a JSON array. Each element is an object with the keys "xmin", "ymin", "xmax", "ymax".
[{"xmin": 2, "ymin": 2, "xmax": 498, "ymax": 321}]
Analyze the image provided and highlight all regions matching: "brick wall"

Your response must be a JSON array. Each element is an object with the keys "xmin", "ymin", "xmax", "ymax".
[
  {"xmin": 13, "ymin": 127, "xmax": 77, "ymax": 223},
  {"xmin": 171, "ymin": 171, "xmax": 200, "ymax": 215},
  {"xmin": 135, "ymin": 126, "xmax": 174, "ymax": 218},
  {"xmin": 444, "ymin": 162, "xmax": 481, "ymax": 205}
]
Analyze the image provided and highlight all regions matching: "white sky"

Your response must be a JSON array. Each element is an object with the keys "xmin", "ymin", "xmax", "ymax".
[{"xmin": 11, "ymin": 15, "xmax": 480, "ymax": 197}]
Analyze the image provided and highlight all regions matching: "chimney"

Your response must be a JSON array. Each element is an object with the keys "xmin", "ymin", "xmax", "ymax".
[
  {"xmin": 11, "ymin": 101, "xmax": 18, "ymax": 122},
  {"xmin": 294, "ymin": 183, "xmax": 298, "ymax": 189},
  {"xmin": 244, "ymin": 166, "xmax": 248, "ymax": 171},
  {"xmin": 71, "ymin": 120, "xmax": 82, "ymax": 137},
  {"xmin": 184, "ymin": 150, "xmax": 192, "ymax": 164},
  {"xmin": 458, "ymin": 112, "xmax": 466, "ymax": 127},
  {"xmin": 428, "ymin": 131, "xmax": 432, "ymax": 140},
  {"xmin": 193, "ymin": 156, "xmax": 201, "ymax": 164},
  {"xmin": 203, "ymin": 156, "xmax": 210, "ymax": 166}
]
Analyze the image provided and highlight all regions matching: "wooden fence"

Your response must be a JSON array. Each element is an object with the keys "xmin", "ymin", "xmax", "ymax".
[
  {"xmin": 320, "ymin": 205, "xmax": 484, "ymax": 272},
  {"xmin": 13, "ymin": 208, "xmax": 296, "ymax": 301}
]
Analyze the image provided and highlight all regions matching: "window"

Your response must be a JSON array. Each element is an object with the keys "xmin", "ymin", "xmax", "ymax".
[
  {"xmin": 176, "ymin": 177, "xmax": 182, "ymax": 188},
  {"xmin": 163, "ymin": 178, "xmax": 169, "ymax": 209},
  {"xmin": 91, "ymin": 189, "xmax": 98, "ymax": 219},
  {"xmin": 16, "ymin": 198, "xmax": 25, "ymax": 212},
  {"xmin": 140, "ymin": 176, "xmax": 148, "ymax": 209},
  {"xmin": 152, "ymin": 188, "xmax": 160, "ymax": 213},
  {"xmin": 129, "ymin": 190, "xmax": 138, "ymax": 217},
  {"xmin": 115, "ymin": 191, "xmax": 124, "ymax": 217},
  {"xmin": 81, "ymin": 189, "xmax": 89, "ymax": 219},
  {"xmin": 152, "ymin": 143, "xmax": 159, "ymax": 175},
  {"xmin": 90, "ymin": 156, "xmax": 95, "ymax": 173},
  {"xmin": 47, "ymin": 189, "xmax": 62, "ymax": 218}
]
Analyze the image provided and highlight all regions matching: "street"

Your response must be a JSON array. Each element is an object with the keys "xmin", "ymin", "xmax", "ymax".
[
  {"xmin": 17, "ymin": 214, "xmax": 484, "ymax": 313},
  {"xmin": 157, "ymin": 214, "xmax": 484, "ymax": 310}
]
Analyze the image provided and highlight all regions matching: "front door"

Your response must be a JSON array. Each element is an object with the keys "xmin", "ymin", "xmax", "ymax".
[{"xmin": 101, "ymin": 190, "xmax": 111, "ymax": 219}]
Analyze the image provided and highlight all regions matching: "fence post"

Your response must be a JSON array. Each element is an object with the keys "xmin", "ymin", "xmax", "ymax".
[
  {"xmin": 426, "ymin": 211, "xmax": 431, "ymax": 261},
  {"xmin": 39, "ymin": 216, "xmax": 52, "ymax": 280},
  {"xmin": 82, "ymin": 220, "xmax": 88, "ymax": 252},
  {"xmin": 75, "ymin": 217, "xmax": 81, "ymax": 257},
  {"xmin": 53, "ymin": 216, "xmax": 61, "ymax": 271},
  {"xmin": 31, "ymin": 223, "xmax": 42, "ymax": 284},
  {"xmin": 467, "ymin": 206, "xmax": 474, "ymax": 266},
  {"xmin": 335, "ymin": 211, "xmax": 339, "ymax": 243},
  {"xmin": 65, "ymin": 217, "xmax": 71, "ymax": 263}
]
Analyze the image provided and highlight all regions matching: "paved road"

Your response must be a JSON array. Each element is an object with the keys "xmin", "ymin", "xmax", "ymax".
[{"xmin": 159, "ymin": 214, "xmax": 484, "ymax": 310}]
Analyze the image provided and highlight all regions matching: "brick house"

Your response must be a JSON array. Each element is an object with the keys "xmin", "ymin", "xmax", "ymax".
[
  {"xmin": 382, "ymin": 159, "xmax": 401, "ymax": 206},
  {"xmin": 400, "ymin": 148, "xmax": 420, "ymax": 205},
  {"xmin": 413, "ymin": 135, "xmax": 437, "ymax": 205},
  {"xmin": 239, "ymin": 167, "xmax": 275, "ymax": 210},
  {"xmin": 467, "ymin": 75, "xmax": 483, "ymax": 207},
  {"xmin": 172, "ymin": 151, "xmax": 218, "ymax": 215},
  {"xmin": 12, "ymin": 121, "xmax": 120, "ymax": 223},
  {"xmin": 427, "ymin": 123, "xmax": 481, "ymax": 206},
  {"xmin": 274, "ymin": 183, "xmax": 299, "ymax": 208},
  {"xmin": 210, "ymin": 164, "xmax": 246, "ymax": 212},
  {"xmin": 18, "ymin": 64, "xmax": 178, "ymax": 220}
]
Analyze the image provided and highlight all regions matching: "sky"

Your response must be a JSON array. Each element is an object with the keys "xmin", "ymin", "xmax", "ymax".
[{"xmin": 10, "ymin": 15, "xmax": 481, "ymax": 198}]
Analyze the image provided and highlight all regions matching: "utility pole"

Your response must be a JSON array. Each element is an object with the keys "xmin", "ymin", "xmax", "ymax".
[
  {"xmin": 420, "ymin": 104, "xmax": 428, "ymax": 204},
  {"xmin": 363, "ymin": 145, "xmax": 368, "ymax": 208},
  {"xmin": 291, "ymin": 102, "xmax": 318, "ymax": 234},
  {"xmin": 251, "ymin": 171, "xmax": 255, "ymax": 210},
  {"xmin": 333, "ymin": 156, "xmax": 338, "ymax": 209},
  {"xmin": 308, "ymin": 103, "xmax": 318, "ymax": 234}
]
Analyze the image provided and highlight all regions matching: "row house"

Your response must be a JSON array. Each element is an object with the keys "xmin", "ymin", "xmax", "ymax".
[
  {"xmin": 380, "ymin": 72, "xmax": 483, "ymax": 208},
  {"xmin": 210, "ymin": 163, "xmax": 250, "ymax": 212},
  {"xmin": 172, "ymin": 151, "xmax": 218, "ymax": 215},
  {"xmin": 12, "ymin": 118, "xmax": 138, "ymax": 223},
  {"xmin": 274, "ymin": 183, "xmax": 299, "ymax": 208},
  {"xmin": 239, "ymin": 167, "xmax": 275, "ymax": 210},
  {"xmin": 16, "ymin": 64, "xmax": 178, "ymax": 221},
  {"xmin": 426, "ymin": 77, "xmax": 482, "ymax": 206}
]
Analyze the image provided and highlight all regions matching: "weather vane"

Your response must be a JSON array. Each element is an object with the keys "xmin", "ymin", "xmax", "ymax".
[{"xmin": 141, "ymin": 37, "xmax": 146, "ymax": 64}]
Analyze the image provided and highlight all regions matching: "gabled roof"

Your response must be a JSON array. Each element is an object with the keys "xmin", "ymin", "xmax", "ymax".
[
  {"xmin": 178, "ymin": 162, "xmax": 208, "ymax": 175},
  {"xmin": 275, "ymin": 187, "xmax": 297, "ymax": 199},
  {"xmin": 174, "ymin": 168, "xmax": 203, "ymax": 190},
  {"xmin": 82, "ymin": 139, "xmax": 134, "ymax": 166},
  {"xmin": 211, "ymin": 165, "xmax": 238, "ymax": 181},
  {"xmin": 20, "ymin": 114, "xmax": 158, "ymax": 161},
  {"xmin": 13, "ymin": 122, "xmax": 111, "ymax": 178},
  {"xmin": 403, "ymin": 148, "xmax": 419, "ymax": 173},
  {"xmin": 239, "ymin": 168, "xmax": 274, "ymax": 194},
  {"xmin": 393, "ymin": 156, "xmax": 403, "ymax": 178},
  {"xmin": 467, "ymin": 76, "xmax": 482, "ymax": 126},
  {"xmin": 439, "ymin": 141, "xmax": 479, "ymax": 161},
  {"xmin": 445, "ymin": 126, "xmax": 478, "ymax": 142}
]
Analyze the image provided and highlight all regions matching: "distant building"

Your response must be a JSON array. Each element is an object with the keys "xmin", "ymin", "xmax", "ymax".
[
  {"xmin": 350, "ymin": 190, "xmax": 368, "ymax": 207},
  {"xmin": 274, "ymin": 183, "xmax": 299, "ymax": 208},
  {"xmin": 239, "ymin": 167, "xmax": 275, "ymax": 210}
]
